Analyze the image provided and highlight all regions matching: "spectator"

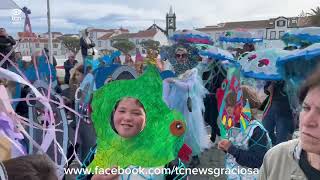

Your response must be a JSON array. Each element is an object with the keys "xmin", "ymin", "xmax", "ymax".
[
  {"xmin": 14, "ymin": 52, "xmax": 22, "ymax": 64},
  {"xmin": 43, "ymin": 48, "xmax": 57, "ymax": 68},
  {"xmin": 80, "ymin": 28, "xmax": 95, "ymax": 63},
  {"xmin": 262, "ymin": 80, "xmax": 294, "ymax": 145},
  {"xmin": 0, "ymin": 28, "xmax": 16, "ymax": 69},
  {"xmin": 63, "ymin": 52, "xmax": 78, "ymax": 84},
  {"xmin": 2, "ymin": 154, "xmax": 58, "ymax": 180},
  {"xmin": 124, "ymin": 54, "xmax": 134, "ymax": 66},
  {"xmin": 260, "ymin": 66, "xmax": 320, "ymax": 180}
]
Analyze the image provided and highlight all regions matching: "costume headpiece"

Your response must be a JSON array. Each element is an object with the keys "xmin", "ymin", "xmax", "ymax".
[{"xmin": 88, "ymin": 66, "xmax": 186, "ymax": 169}]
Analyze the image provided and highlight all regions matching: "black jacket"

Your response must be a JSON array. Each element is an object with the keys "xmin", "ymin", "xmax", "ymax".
[
  {"xmin": 227, "ymin": 126, "xmax": 270, "ymax": 168},
  {"xmin": 64, "ymin": 59, "xmax": 78, "ymax": 84},
  {"xmin": 0, "ymin": 35, "xmax": 16, "ymax": 68},
  {"xmin": 80, "ymin": 37, "xmax": 95, "ymax": 57}
]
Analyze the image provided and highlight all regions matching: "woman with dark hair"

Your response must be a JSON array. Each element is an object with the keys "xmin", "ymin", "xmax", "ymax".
[
  {"xmin": 2, "ymin": 155, "xmax": 58, "ymax": 180},
  {"xmin": 260, "ymin": 65, "xmax": 320, "ymax": 180},
  {"xmin": 0, "ymin": 28, "xmax": 16, "ymax": 69}
]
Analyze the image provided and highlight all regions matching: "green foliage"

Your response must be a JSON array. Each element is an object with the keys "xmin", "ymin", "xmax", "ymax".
[
  {"xmin": 60, "ymin": 36, "xmax": 80, "ymax": 53},
  {"xmin": 111, "ymin": 39, "xmax": 136, "ymax": 54},
  {"xmin": 307, "ymin": 7, "xmax": 320, "ymax": 26},
  {"xmin": 140, "ymin": 39, "xmax": 160, "ymax": 51}
]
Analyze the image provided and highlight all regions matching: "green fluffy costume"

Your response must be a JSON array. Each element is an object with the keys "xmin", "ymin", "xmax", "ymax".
[{"xmin": 88, "ymin": 66, "xmax": 186, "ymax": 170}]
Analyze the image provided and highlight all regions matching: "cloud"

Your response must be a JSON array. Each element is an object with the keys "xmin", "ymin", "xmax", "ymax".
[{"xmin": 2, "ymin": 0, "xmax": 319, "ymax": 34}]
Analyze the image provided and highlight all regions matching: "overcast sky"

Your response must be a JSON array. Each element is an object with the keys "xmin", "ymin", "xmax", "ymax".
[{"xmin": 1, "ymin": 0, "xmax": 319, "ymax": 36}]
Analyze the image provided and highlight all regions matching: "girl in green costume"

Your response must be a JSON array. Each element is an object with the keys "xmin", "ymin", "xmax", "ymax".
[{"xmin": 76, "ymin": 66, "xmax": 189, "ymax": 180}]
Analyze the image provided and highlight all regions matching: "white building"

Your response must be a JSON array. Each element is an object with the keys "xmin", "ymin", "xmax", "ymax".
[
  {"xmin": 197, "ymin": 16, "xmax": 314, "ymax": 49},
  {"xmin": 111, "ymin": 25, "xmax": 169, "ymax": 54},
  {"xmin": 84, "ymin": 28, "xmax": 129, "ymax": 51},
  {"xmin": 16, "ymin": 32, "xmax": 67, "ymax": 56}
]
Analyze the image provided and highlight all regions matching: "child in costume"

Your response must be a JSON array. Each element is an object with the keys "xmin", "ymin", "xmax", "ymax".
[
  {"xmin": 163, "ymin": 68, "xmax": 209, "ymax": 167},
  {"xmin": 75, "ymin": 65, "xmax": 97, "ymax": 162},
  {"xmin": 217, "ymin": 85, "xmax": 272, "ymax": 180},
  {"xmin": 76, "ymin": 66, "xmax": 189, "ymax": 180}
]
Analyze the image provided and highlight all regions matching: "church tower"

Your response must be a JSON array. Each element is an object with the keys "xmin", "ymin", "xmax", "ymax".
[{"xmin": 166, "ymin": 6, "xmax": 176, "ymax": 37}]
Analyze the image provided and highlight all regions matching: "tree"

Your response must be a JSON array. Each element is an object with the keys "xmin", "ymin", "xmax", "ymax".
[
  {"xmin": 111, "ymin": 39, "xmax": 136, "ymax": 54},
  {"xmin": 307, "ymin": 6, "xmax": 320, "ymax": 26},
  {"xmin": 60, "ymin": 36, "xmax": 81, "ymax": 54},
  {"xmin": 140, "ymin": 39, "xmax": 160, "ymax": 51}
]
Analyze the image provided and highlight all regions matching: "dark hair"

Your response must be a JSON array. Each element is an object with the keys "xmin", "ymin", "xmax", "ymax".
[
  {"xmin": 76, "ymin": 64, "xmax": 84, "ymax": 74},
  {"xmin": 3, "ymin": 155, "xmax": 58, "ymax": 180},
  {"xmin": 110, "ymin": 97, "xmax": 146, "ymax": 133},
  {"xmin": 70, "ymin": 64, "xmax": 84, "ymax": 83},
  {"xmin": 299, "ymin": 65, "xmax": 320, "ymax": 104}
]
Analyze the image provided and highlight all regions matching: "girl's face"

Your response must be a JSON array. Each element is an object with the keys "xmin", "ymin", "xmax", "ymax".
[
  {"xmin": 75, "ymin": 70, "xmax": 83, "ymax": 82},
  {"xmin": 113, "ymin": 98, "xmax": 146, "ymax": 138},
  {"xmin": 299, "ymin": 86, "xmax": 320, "ymax": 154}
]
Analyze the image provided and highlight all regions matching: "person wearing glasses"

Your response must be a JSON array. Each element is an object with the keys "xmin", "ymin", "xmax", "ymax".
[{"xmin": 169, "ymin": 47, "xmax": 198, "ymax": 76}]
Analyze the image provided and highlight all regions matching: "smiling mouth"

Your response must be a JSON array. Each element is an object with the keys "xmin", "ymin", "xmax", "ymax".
[
  {"xmin": 302, "ymin": 132, "xmax": 320, "ymax": 141},
  {"xmin": 121, "ymin": 124, "xmax": 133, "ymax": 128}
]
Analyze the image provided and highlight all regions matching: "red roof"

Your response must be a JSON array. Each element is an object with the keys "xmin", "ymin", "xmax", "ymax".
[
  {"xmin": 89, "ymin": 28, "xmax": 129, "ymax": 33},
  {"xmin": 197, "ymin": 16, "xmax": 316, "ymax": 32},
  {"xmin": 133, "ymin": 29, "xmax": 158, "ymax": 38},
  {"xmin": 98, "ymin": 33, "xmax": 114, "ymax": 40},
  {"xmin": 89, "ymin": 29, "xmax": 115, "ymax": 33},
  {"xmin": 112, "ymin": 29, "xmax": 159, "ymax": 40},
  {"xmin": 18, "ymin": 32, "xmax": 37, "ymax": 38},
  {"xmin": 119, "ymin": 28, "xmax": 129, "ymax": 33},
  {"xmin": 20, "ymin": 38, "xmax": 61, "ymax": 43},
  {"xmin": 197, "ymin": 20, "xmax": 273, "ymax": 31}
]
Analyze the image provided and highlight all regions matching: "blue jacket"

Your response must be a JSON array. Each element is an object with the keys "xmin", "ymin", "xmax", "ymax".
[{"xmin": 227, "ymin": 126, "xmax": 269, "ymax": 168}]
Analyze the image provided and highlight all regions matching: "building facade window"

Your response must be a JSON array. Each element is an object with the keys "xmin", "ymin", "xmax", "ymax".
[
  {"xmin": 279, "ymin": 31, "xmax": 285, "ymax": 38},
  {"xmin": 53, "ymin": 43, "xmax": 58, "ymax": 48},
  {"xmin": 136, "ymin": 39, "xmax": 139, "ymax": 44},
  {"xmin": 270, "ymin": 31, "xmax": 276, "ymax": 40},
  {"xmin": 53, "ymin": 51, "xmax": 57, "ymax": 56},
  {"xmin": 277, "ymin": 20, "xmax": 286, "ymax": 27},
  {"xmin": 98, "ymin": 41, "xmax": 102, "ymax": 47},
  {"xmin": 35, "ymin": 43, "xmax": 40, "ymax": 48}
]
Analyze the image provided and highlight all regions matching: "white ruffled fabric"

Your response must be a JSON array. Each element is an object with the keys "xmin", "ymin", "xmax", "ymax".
[{"xmin": 163, "ymin": 68, "xmax": 210, "ymax": 155}]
